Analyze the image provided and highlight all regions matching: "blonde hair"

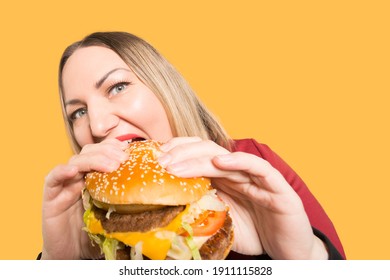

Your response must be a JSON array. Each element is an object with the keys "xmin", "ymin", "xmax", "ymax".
[{"xmin": 59, "ymin": 32, "xmax": 232, "ymax": 153}]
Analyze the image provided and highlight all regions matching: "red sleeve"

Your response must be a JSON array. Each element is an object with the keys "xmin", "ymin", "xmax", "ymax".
[{"xmin": 232, "ymin": 138, "xmax": 346, "ymax": 259}]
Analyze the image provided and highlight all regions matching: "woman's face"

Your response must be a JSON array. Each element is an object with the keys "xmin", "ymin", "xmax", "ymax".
[{"xmin": 62, "ymin": 46, "xmax": 173, "ymax": 147}]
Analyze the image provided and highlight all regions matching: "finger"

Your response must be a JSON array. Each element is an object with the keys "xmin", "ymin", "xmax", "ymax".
[
  {"xmin": 159, "ymin": 136, "xmax": 203, "ymax": 152},
  {"xmin": 164, "ymin": 158, "xmax": 264, "ymax": 204},
  {"xmin": 80, "ymin": 141, "xmax": 128, "ymax": 159},
  {"xmin": 165, "ymin": 156, "xmax": 247, "ymax": 182},
  {"xmin": 70, "ymin": 144, "xmax": 129, "ymax": 173},
  {"xmin": 158, "ymin": 139, "xmax": 228, "ymax": 168},
  {"xmin": 81, "ymin": 138, "xmax": 128, "ymax": 154},
  {"xmin": 213, "ymin": 152, "xmax": 273, "ymax": 176},
  {"xmin": 213, "ymin": 152, "xmax": 294, "ymax": 194},
  {"xmin": 69, "ymin": 153, "xmax": 125, "ymax": 173},
  {"xmin": 43, "ymin": 164, "xmax": 84, "ymax": 205},
  {"xmin": 44, "ymin": 165, "xmax": 79, "ymax": 189}
]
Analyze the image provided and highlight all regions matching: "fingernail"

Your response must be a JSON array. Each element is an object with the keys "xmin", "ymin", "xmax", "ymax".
[
  {"xmin": 215, "ymin": 154, "xmax": 233, "ymax": 163},
  {"xmin": 105, "ymin": 160, "xmax": 120, "ymax": 172},
  {"xmin": 159, "ymin": 143, "xmax": 170, "ymax": 152},
  {"xmin": 120, "ymin": 151, "xmax": 129, "ymax": 161},
  {"xmin": 168, "ymin": 162, "xmax": 188, "ymax": 174},
  {"xmin": 120, "ymin": 141, "xmax": 130, "ymax": 149},
  {"xmin": 66, "ymin": 165, "xmax": 78, "ymax": 173},
  {"xmin": 157, "ymin": 153, "xmax": 172, "ymax": 167}
]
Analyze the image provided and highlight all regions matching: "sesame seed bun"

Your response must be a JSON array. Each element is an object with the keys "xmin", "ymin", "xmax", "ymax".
[{"xmin": 84, "ymin": 140, "xmax": 212, "ymax": 212}]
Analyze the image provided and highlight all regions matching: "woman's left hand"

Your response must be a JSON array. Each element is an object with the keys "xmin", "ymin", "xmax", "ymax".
[{"xmin": 158, "ymin": 137, "xmax": 328, "ymax": 259}]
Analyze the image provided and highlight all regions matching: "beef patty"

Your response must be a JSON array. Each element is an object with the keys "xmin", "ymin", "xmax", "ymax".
[
  {"xmin": 199, "ymin": 212, "xmax": 233, "ymax": 260},
  {"xmin": 93, "ymin": 205, "xmax": 185, "ymax": 233},
  {"xmin": 93, "ymin": 205, "xmax": 233, "ymax": 260}
]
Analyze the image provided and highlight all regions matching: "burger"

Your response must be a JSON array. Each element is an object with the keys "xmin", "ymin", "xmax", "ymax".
[{"xmin": 82, "ymin": 139, "xmax": 234, "ymax": 260}]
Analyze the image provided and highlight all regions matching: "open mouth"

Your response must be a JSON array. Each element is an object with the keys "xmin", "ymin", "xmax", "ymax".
[
  {"xmin": 126, "ymin": 137, "xmax": 146, "ymax": 144},
  {"xmin": 116, "ymin": 134, "xmax": 146, "ymax": 143}
]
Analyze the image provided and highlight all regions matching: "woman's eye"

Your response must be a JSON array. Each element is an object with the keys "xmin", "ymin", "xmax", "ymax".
[
  {"xmin": 70, "ymin": 108, "xmax": 87, "ymax": 121},
  {"xmin": 109, "ymin": 82, "xmax": 129, "ymax": 96}
]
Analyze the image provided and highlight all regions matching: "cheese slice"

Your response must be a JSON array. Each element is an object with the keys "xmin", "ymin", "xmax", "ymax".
[{"xmin": 85, "ymin": 206, "xmax": 189, "ymax": 260}]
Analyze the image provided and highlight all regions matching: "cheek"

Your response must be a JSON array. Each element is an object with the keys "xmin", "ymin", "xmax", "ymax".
[
  {"xmin": 73, "ymin": 123, "xmax": 93, "ymax": 147},
  {"xmin": 124, "ymin": 91, "xmax": 166, "ymax": 124},
  {"xmin": 122, "ymin": 91, "xmax": 173, "ymax": 139}
]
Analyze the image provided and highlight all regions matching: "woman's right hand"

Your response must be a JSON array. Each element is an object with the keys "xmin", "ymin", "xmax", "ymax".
[{"xmin": 41, "ymin": 139, "xmax": 129, "ymax": 259}]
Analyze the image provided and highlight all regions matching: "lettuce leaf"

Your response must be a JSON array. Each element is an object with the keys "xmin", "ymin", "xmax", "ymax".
[
  {"xmin": 182, "ymin": 222, "xmax": 201, "ymax": 260},
  {"xmin": 102, "ymin": 238, "xmax": 118, "ymax": 260}
]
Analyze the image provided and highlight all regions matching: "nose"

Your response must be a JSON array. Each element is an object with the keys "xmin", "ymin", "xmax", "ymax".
[{"xmin": 88, "ymin": 100, "xmax": 119, "ymax": 141}]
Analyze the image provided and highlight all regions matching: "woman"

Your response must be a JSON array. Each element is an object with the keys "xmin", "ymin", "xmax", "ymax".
[{"xmin": 41, "ymin": 32, "xmax": 345, "ymax": 260}]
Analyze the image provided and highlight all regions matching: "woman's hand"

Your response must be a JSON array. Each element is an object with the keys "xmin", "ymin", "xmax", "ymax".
[
  {"xmin": 158, "ymin": 137, "xmax": 328, "ymax": 259},
  {"xmin": 41, "ymin": 139, "xmax": 129, "ymax": 259}
]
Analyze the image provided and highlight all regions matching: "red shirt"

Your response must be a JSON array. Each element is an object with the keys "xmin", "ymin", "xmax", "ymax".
[{"xmin": 230, "ymin": 138, "xmax": 345, "ymax": 259}]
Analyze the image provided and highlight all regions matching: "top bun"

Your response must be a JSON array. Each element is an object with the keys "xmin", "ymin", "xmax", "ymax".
[{"xmin": 85, "ymin": 140, "xmax": 211, "ymax": 207}]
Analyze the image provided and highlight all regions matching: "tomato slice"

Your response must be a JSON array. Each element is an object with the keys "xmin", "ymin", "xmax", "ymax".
[{"xmin": 182, "ymin": 210, "xmax": 226, "ymax": 236}]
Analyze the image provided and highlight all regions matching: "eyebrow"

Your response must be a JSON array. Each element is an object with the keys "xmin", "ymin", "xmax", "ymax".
[
  {"xmin": 64, "ymin": 67, "xmax": 131, "ymax": 107},
  {"xmin": 95, "ymin": 67, "xmax": 131, "ymax": 89},
  {"xmin": 65, "ymin": 98, "xmax": 83, "ymax": 108}
]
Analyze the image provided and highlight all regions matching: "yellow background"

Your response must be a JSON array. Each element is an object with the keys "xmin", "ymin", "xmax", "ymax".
[{"xmin": 0, "ymin": 1, "xmax": 389, "ymax": 259}]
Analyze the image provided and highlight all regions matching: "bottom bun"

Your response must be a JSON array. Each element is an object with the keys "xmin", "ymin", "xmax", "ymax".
[{"xmin": 112, "ymin": 212, "xmax": 234, "ymax": 260}]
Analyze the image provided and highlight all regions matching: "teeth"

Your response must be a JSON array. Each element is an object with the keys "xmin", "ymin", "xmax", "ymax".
[{"xmin": 125, "ymin": 138, "xmax": 145, "ymax": 144}]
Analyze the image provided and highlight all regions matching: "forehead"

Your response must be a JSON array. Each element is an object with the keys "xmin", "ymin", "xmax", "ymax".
[{"xmin": 62, "ymin": 46, "xmax": 129, "ymax": 91}]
